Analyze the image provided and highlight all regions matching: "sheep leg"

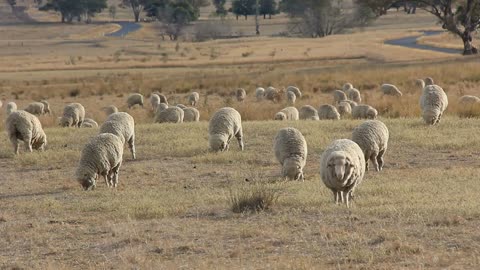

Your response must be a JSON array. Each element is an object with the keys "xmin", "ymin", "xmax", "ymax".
[
  {"xmin": 333, "ymin": 191, "xmax": 339, "ymax": 204},
  {"xmin": 236, "ymin": 130, "xmax": 244, "ymax": 151},
  {"xmin": 128, "ymin": 136, "xmax": 136, "ymax": 159},
  {"xmin": 24, "ymin": 133, "xmax": 33, "ymax": 153},
  {"xmin": 111, "ymin": 162, "xmax": 121, "ymax": 188},
  {"xmin": 103, "ymin": 172, "xmax": 110, "ymax": 187},
  {"xmin": 377, "ymin": 150, "xmax": 386, "ymax": 171},
  {"xmin": 371, "ymin": 154, "xmax": 380, "ymax": 172},
  {"xmin": 11, "ymin": 139, "xmax": 19, "ymax": 155},
  {"xmin": 345, "ymin": 192, "xmax": 350, "ymax": 208}
]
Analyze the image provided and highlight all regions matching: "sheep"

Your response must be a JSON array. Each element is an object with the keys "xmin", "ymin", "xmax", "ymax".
[
  {"xmin": 352, "ymin": 104, "xmax": 378, "ymax": 120},
  {"xmin": 0, "ymin": 100, "xmax": 2, "ymax": 108},
  {"xmin": 236, "ymin": 88, "xmax": 246, "ymax": 102},
  {"xmin": 318, "ymin": 104, "xmax": 340, "ymax": 120},
  {"xmin": 352, "ymin": 120, "xmax": 389, "ymax": 172},
  {"xmin": 24, "ymin": 102, "xmax": 46, "ymax": 115},
  {"xmin": 158, "ymin": 103, "xmax": 169, "ymax": 112},
  {"xmin": 150, "ymin": 94, "xmax": 161, "ymax": 112},
  {"xmin": 342, "ymin": 100, "xmax": 358, "ymax": 108},
  {"xmin": 75, "ymin": 133, "xmax": 123, "ymax": 190},
  {"xmin": 337, "ymin": 101, "xmax": 352, "ymax": 116},
  {"xmin": 299, "ymin": 105, "xmax": 319, "ymax": 120},
  {"xmin": 188, "ymin": 92, "xmax": 200, "ymax": 106},
  {"xmin": 6, "ymin": 110, "xmax": 47, "ymax": 155},
  {"xmin": 286, "ymin": 86, "xmax": 302, "ymax": 98},
  {"xmin": 273, "ymin": 127, "xmax": 307, "ymax": 181},
  {"xmin": 127, "ymin": 93, "xmax": 144, "ymax": 109},
  {"xmin": 346, "ymin": 88, "xmax": 362, "ymax": 103},
  {"xmin": 381, "ymin": 84, "xmax": 403, "ymax": 97},
  {"xmin": 183, "ymin": 107, "xmax": 200, "ymax": 122},
  {"xmin": 60, "ymin": 103, "xmax": 85, "ymax": 127},
  {"xmin": 264, "ymin": 86, "xmax": 279, "ymax": 102},
  {"xmin": 415, "ymin": 79, "xmax": 425, "ymax": 89},
  {"xmin": 333, "ymin": 90, "xmax": 347, "ymax": 104},
  {"xmin": 420, "ymin": 85, "xmax": 448, "ymax": 125},
  {"xmin": 40, "ymin": 100, "xmax": 51, "ymax": 114},
  {"xmin": 176, "ymin": 104, "xmax": 187, "ymax": 109},
  {"xmin": 275, "ymin": 107, "xmax": 299, "ymax": 121},
  {"xmin": 208, "ymin": 107, "xmax": 244, "ymax": 152},
  {"xmin": 342, "ymin": 83, "xmax": 353, "ymax": 92},
  {"xmin": 459, "ymin": 95, "xmax": 480, "ymax": 105},
  {"xmin": 255, "ymin": 87, "xmax": 265, "ymax": 101},
  {"xmin": 152, "ymin": 91, "xmax": 169, "ymax": 105},
  {"xmin": 154, "ymin": 106, "xmax": 184, "ymax": 123},
  {"xmin": 424, "ymin": 77, "xmax": 434, "ymax": 86},
  {"xmin": 286, "ymin": 91, "xmax": 296, "ymax": 105},
  {"xmin": 99, "ymin": 112, "xmax": 136, "ymax": 159},
  {"xmin": 320, "ymin": 139, "xmax": 366, "ymax": 208},
  {"xmin": 6, "ymin": 102, "xmax": 17, "ymax": 115},
  {"xmin": 81, "ymin": 118, "xmax": 99, "ymax": 128},
  {"xmin": 102, "ymin": 105, "xmax": 118, "ymax": 116}
]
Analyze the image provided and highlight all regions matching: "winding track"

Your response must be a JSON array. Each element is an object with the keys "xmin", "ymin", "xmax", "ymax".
[
  {"xmin": 106, "ymin": 21, "xmax": 142, "ymax": 37},
  {"xmin": 385, "ymin": 31, "xmax": 462, "ymax": 55}
]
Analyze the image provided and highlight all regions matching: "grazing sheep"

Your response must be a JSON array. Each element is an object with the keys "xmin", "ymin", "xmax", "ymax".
[
  {"xmin": 459, "ymin": 95, "xmax": 480, "ymax": 105},
  {"xmin": 40, "ymin": 100, "xmax": 51, "ymax": 114},
  {"xmin": 6, "ymin": 110, "xmax": 47, "ymax": 154},
  {"xmin": 318, "ymin": 104, "xmax": 340, "ymax": 120},
  {"xmin": 75, "ymin": 133, "xmax": 123, "ymax": 190},
  {"xmin": 24, "ymin": 102, "xmax": 46, "ymax": 115},
  {"xmin": 150, "ymin": 94, "xmax": 161, "ymax": 112},
  {"xmin": 6, "ymin": 102, "xmax": 17, "ymax": 115},
  {"xmin": 424, "ymin": 77, "xmax": 434, "ymax": 86},
  {"xmin": 273, "ymin": 127, "xmax": 307, "ymax": 181},
  {"xmin": 333, "ymin": 90, "xmax": 347, "ymax": 104},
  {"xmin": 188, "ymin": 92, "xmax": 200, "ymax": 106},
  {"xmin": 381, "ymin": 84, "xmax": 403, "ymax": 97},
  {"xmin": 320, "ymin": 139, "xmax": 366, "ymax": 208},
  {"xmin": 264, "ymin": 86, "xmax": 279, "ymax": 102},
  {"xmin": 99, "ymin": 112, "xmax": 136, "ymax": 159},
  {"xmin": 337, "ymin": 101, "xmax": 352, "ymax": 116},
  {"xmin": 415, "ymin": 79, "xmax": 425, "ymax": 89},
  {"xmin": 154, "ymin": 106, "xmax": 184, "ymax": 123},
  {"xmin": 176, "ymin": 104, "xmax": 187, "ymax": 109},
  {"xmin": 60, "ymin": 103, "xmax": 85, "ymax": 127},
  {"xmin": 346, "ymin": 88, "xmax": 362, "ymax": 103},
  {"xmin": 286, "ymin": 91, "xmax": 296, "ymax": 105},
  {"xmin": 158, "ymin": 103, "xmax": 168, "ymax": 112},
  {"xmin": 275, "ymin": 107, "xmax": 299, "ymax": 121},
  {"xmin": 342, "ymin": 83, "xmax": 353, "ymax": 92},
  {"xmin": 420, "ymin": 85, "xmax": 448, "ymax": 125},
  {"xmin": 274, "ymin": 112, "xmax": 287, "ymax": 121},
  {"xmin": 153, "ymin": 91, "xmax": 169, "ymax": 105},
  {"xmin": 352, "ymin": 120, "xmax": 389, "ymax": 172},
  {"xmin": 255, "ymin": 87, "xmax": 265, "ymax": 101},
  {"xmin": 236, "ymin": 88, "xmax": 246, "ymax": 102},
  {"xmin": 299, "ymin": 105, "xmax": 319, "ymax": 120},
  {"xmin": 286, "ymin": 86, "xmax": 302, "ymax": 98},
  {"xmin": 81, "ymin": 118, "xmax": 99, "ymax": 128},
  {"xmin": 352, "ymin": 104, "xmax": 378, "ymax": 120},
  {"xmin": 102, "ymin": 105, "xmax": 118, "ymax": 116},
  {"xmin": 342, "ymin": 100, "xmax": 358, "ymax": 108},
  {"xmin": 208, "ymin": 107, "xmax": 244, "ymax": 152},
  {"xmin": 183, "ymin": 107, "xmax": 200, "ymax": 122},
  {"xmin": 127, "ymin": 93, "xmax": 144, "ymax": 109}
]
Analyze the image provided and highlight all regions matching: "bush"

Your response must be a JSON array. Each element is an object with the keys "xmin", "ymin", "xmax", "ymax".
[
  {"xmin": 194, "ymin": 21, "xmax": 232, "ymax": 42},
  {"xmin": 229, "ymin": 183, "xmax": 280, "ymax": 213}
]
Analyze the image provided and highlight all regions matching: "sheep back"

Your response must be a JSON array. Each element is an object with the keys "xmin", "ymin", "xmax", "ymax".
[
  {"xmin": 352, "ymin": 120, "xmax": 389, "ymax": 171},
  {"xmin": 155, "ymin": 107, "xmax": 184, "ymax": 123},
  {"xmin": 208, "ymin": 107, "xmax": 243, "ymax": 152},
  {"xmin": 183, "ymin": 107, "xmax": 200, "ymax": 122},
  {"xmin": 318, "ymin": 104, "xmax": 340, "ymax": 120},
  {"xmin": 352, "ymin": 105, "xmax": 378, "ymax": 120},
  {"xmin": 60, "ymin": 103, "xmax": 85, "ymax": 127},
  {"xmin": 299, "ymin": 105, "xmax": 319, "ymax": 120},
  {"xmin": 6, "ymin": 110, "xmax": 47, "ymax": 154},
  {"xmin": 127, "ymin": 93, "xmax": 144, "ymax": 108},
  {"xmin": 273, "ymin": 127, "xmax": 307, "ymax": 181},
  {"xmin": 420, "ymin": 85, "xmax": 448, "ymax": 125}
]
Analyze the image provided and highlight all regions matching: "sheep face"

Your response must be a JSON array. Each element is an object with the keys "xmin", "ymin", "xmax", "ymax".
[
  {"xmin": 422, "ymin": 110, "xmax": 439, "ymax": 125},
  {"xmin": 283, "ymin": 158, "xmax": 304, "ymax": 181},
  {"xmin": 367, "ymin": 109, "xmax": 378, "ymax": 119},
  {"xmin": 60, "ymin": 117, "xmax": 73, "ymax": 127},
  {"xmin": 209, "ymin": 134, "xmax": 229, "ymax": 152},
  {"xmin": 327, "ymin": 152, "xmax": 355, "ymax": 183},
  {"xmin": 32, "ymin": 136, "xmax": 46, "ymax": 151},
  {"xmin": 274, "ymin": 112, "xmax": 286, "ymax": 121},
  {"xmin": 77, "ymin": 173, "xmax": 97, "ymax": 190}
]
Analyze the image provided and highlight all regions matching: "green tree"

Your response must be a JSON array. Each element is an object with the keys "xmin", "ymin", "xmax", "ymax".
[
  {"xmin": 122, "ymin": 0, "xmax": 148, "ymax": 22},
  {"xmin": 108, "ymin": 4, "xmax": 117, "ymax": 20},
  {"xmin": 232, "ymin": 0, "xmax": 255, "ymax": 20},
  {"xmin": 212, "ymin": 0, "xmax": 227, "ymax": 16},
  {"xmin": 259, "ymin": 0, "xmax": 276, "ymax": 19},
  {"xmin": 40, "ymin": 0, "xmax": 106, "ymax": 23},
  {"xmin": 150, "ymin": 0, "xmax": 200, "ymax": 40},
  {"xmin": 7, "ymin": 0, "xmax": 16, "ymax": 12}
]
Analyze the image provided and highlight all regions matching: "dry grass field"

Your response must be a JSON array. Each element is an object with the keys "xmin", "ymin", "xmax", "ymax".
[{"xmin": 2, "ymin": 3, "xmax": 480, "ymax": 269}]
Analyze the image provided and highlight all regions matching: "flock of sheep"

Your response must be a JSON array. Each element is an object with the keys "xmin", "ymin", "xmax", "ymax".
[{"xmin": 0, "ymin": 76, "xmax": 467, "ymax": 207}]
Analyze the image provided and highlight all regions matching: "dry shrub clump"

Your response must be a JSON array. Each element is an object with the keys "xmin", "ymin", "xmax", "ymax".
[{"xmin": 229, "ymin": 183, "xmax": 280, "ymax": 213}]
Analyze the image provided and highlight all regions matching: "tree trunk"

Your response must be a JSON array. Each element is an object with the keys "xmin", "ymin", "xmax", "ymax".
[
  {"xmin": 134, "ymin": 11, "xmax": 140, "ymax": 22},
  {"xmin": 61, "ymin": 13, "xmax": 65, "ymax": 23},
  {"xmin": 462, "ymin": 32, "xmax": 478, "ymax": 55},
  {"xmin": 236, "ymin": 15, "xmax": 238, "ymax": 20},
  {"xmin": 244, "ymin": 15, "xmax": 247, "ymax": 20},
  {"xmin": 263, "ymin": 14, "xmax": 266, "ymax": 19}
]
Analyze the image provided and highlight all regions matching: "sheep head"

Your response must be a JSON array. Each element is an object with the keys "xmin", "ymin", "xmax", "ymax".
[
  {"xmin": 327, "ymin": 151, "xmax": 355, "ymax": 183},
  {"xmin": 283, "ymin": 157, "xmax": 304, "ymax": 181}
]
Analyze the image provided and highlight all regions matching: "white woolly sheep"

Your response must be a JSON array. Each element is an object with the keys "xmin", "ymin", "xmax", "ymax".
[
  {"xmin": 40, "ymin": 100, "xmax": 50, "ymax": 114},
  {"xmin": 424, "ymin": 77, "xmax": 434, "ymax": 86},
  {"xmin": 275, "ymin": 107, "xmax": 299, "ymax": 121},
  {"xmin": 24, "ymin": 102, "xmax": 46, "ymax": 115},
  {"xmin": 337, "ymin": 101, "xmax": 352, "ymax": 116},
  {"xmin": 320, "ymin": 139, "xmax": 366, "ymax": 208},
  {"xmin": 343, "ymin": 100, "xmax": 358, "ymax": 108},
  {"xmin": 352, "ymin": 104, "xmax": 378, "ymax": 120},
  {"xmin": 102, "ymin": 105, "xmax": 118, "ymax": 116},
  {"xmin": 150, "ymin": 94, "xmax": 161, "ymax": 112},
  {"xmin": 236, "ymin": 88, "xmax": 246, "ymax": 102},
  {"xmin": 274, "ymin": 112, "xmax": 287, "ymax": 121},
  {"xmin": 155, "ymin": 106, "xmax": 184, "ymax": 123},
  {"xmin": 333, "ymin": 90, "xmax": 347, "ymax": 104},
  {"xmin": 415, "ymin": 79, "xmax": 425, "ymax": 89},
  {"xmin": 0, "ymin": 100, "xmax": 2, "ymax": 108},
  {"xmin": 183, "ymin": 107, "xmax": 200, "ymax": 122},
  {"xmin": 264, "ymin": 86, "xmax": 279, "ymax": 102},
  {"xmin": 381, "ymin": 84, "xmax": 403, "ymax": 97},
  {"xmin": 176, "ymin": 104, "xmax": 187, "ymax": 109},
  {"xmin": 342, "ymin": 83, "xmax": 353, "ymax": 92},
  {"xmin": 318, "ymin": 104, "xmax": 340, "ymax": 120},
  {"xmin": 256, "ymin": 87, "xmax": 265, "ymax": 101},
  {"xmin": 352, "ymin": 120, "xmax": 389, "ymax": 172},
  {"xmin": 75, "ymin": 133, "xmax": 123, "ymax": 190},
  {"xmin": 158, "ymin": 103, "xmax": 169, "ymax": 112},
  {"xmin": 459, "ymin": 95, "xmax": 480, "ymax": 105},
  {"xmin": 346, "ymin": 88, "xmax": 362, "ymax": 103},
  {"xmin": 273, "ymin": 127, "xmax": 307, "ymax": 181},
  {"xmin": 299, "ymin": 105, "xmax": 319, "ymax": 120},
  {"xmin": 81, "ymin": 118, "xmax": 99, "ymax": 128},
  {"xmin": 99, "ymin": 112, "xmax": 136, "ymax": 159},
  {"xmin": 420, "ymin": 85, "xmax": 448, "ymax": 125},
  {"xmin": 286, "ymin": 86, "xmax": 302, "ymax": 98},
  {"xmin": 286, "ymin": 91, "xmax": 296, "ymax": 105},
  {"xmin": 60, "ymin": 103, "xmax": 85, "ymax": 127},
  {"xmin": 208, "ymin": 107, "xmax": 244, "ymax": 152},
  {"xmin": 127, "ymin": 93, "xmax": 144, "ymax": 109},
  {"xmin": 188, "ymin": 92, "xmax": 200, "ymax": 106},
  {"xmin": 152, "ymin": 91, "xmax": 169, "ymax": 105},
  {"xmin": 6, "ymin": 110, "xmax": 47, "ymax": 155},
  {"xmin": 6, "ymin": 102, "xmax": 17, "ymax": 115}
]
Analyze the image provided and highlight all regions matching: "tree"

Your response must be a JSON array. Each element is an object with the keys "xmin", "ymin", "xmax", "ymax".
[
  {"xmin": 362, "ymin": 0, "xmax": 480, "ymax": 55},
  {"xmin": 40, "ymin": 0, "xmax": 106, "ymax": 23},
  {"xmin": 109, "ymin": 5, "xmax": 117, "ymax": 20},
  {"xmin": 149, "ymin": 0, "xmax": 200, "ymax": 40},
  {"xmin": 122, "ymin": 0, "xmax": 147, "ymax": 22},
  {"xmin": 212, "ymin": 0, "xmax": 227, "ymax": 16},
  {"xmin": 7, "ymin": 0, "xmax": 16, "ymax": 12},
  {"xmin": 260, "ymin": 0, "xmax": 276, "ymax": 19},
  {"xmin": 232, "ymin": 0, "xmax": 255, "ymax": 20},
  {"xmin": 83, "ymin": 0, "xmax": 107, "ymax": 23}
]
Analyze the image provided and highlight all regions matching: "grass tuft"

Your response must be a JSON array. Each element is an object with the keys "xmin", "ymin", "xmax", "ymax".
[{"xmin": 229, "ymin": 183, "xmax": 280, "ymax": 213}]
